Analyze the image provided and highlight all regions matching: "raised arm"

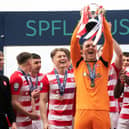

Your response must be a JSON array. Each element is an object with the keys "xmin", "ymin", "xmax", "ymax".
[
  {"xmin": 113, "ymin": 38, "xmax": 123, "ymax": 70},
  {"xmin": 101, "ymin": 17, "xmax": 113, "ymax": 64},
  {"xmin": 70, "ymin": 23, "xmax": 82, "ymax": 68}
]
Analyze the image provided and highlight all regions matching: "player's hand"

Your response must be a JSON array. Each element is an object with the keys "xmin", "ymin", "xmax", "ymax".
[
  {"xmin": 29, "ymin": 112, "xmax": 40, "ymax": 120},
  {"xmin": 43, "ymin": 122, "xmax": 50, "ymax": 129},
  {"xmin": 31, "ymin": 89, "xmax": 40, "ymax": 98},
  {"xmin": 11, "ymin": 122, "xmax": 17, "ymax": 129},
  {"xmin": 97, "ymin": 6, "xmax": 105, "ymax": 15}
]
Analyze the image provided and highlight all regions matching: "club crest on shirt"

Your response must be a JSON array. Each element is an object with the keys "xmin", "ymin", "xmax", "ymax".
[
  {"xmin": 40, "ymin": 82, "xmax": 43, "ymax": 90},
  {"xmin": 13, "ymin": 83, "xmax": 19, "ymax": 91}
]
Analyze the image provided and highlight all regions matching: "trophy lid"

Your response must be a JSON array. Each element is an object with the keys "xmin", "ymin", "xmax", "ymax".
[
  {"xmin": 89, "ymin": 3, "xmax": 99, "ymax": 11},
  {"xmin": 88, "ymin": 3, "xmax": 99, "ymax": 18}
]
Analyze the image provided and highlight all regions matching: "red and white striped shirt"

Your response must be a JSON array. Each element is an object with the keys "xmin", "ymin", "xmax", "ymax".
[
  {"xmin": 10, "ymin": 70, "xmax": 32, "ymax": 129},
  {"xmin": 40, "ymin": 68, "xmax": 76, "ymax": 129},
  {"xmin": 108, "ymin": 63, "xmax": 121, "ymax": 112}
]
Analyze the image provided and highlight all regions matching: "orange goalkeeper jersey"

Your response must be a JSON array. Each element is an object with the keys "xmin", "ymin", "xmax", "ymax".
[{"xmin": 70, "ymin": 17, "xmax": 113, "ymax": 111}]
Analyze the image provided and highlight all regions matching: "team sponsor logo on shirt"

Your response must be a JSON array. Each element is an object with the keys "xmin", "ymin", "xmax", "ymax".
[{"xmin": 13, "ymin": 83, "xmax": 19, "ymax": 91}]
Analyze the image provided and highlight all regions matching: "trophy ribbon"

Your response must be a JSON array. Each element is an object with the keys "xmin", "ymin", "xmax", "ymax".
[
  {"xmin": 83, "ymin": 14, "xmax": 103, "ymax": 45},
  {"xmin": 77, "ymin": 3, "xmax": 104, "ymax": 45}
]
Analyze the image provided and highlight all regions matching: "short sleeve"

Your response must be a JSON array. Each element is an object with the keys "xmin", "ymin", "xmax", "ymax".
[
  {"xmin": 40, "ymin": 74, "xmax": 49, "ymax": 93},
  {"xmin": 10, "ymin": 73, "xmax": 23, "ymax": 95}
]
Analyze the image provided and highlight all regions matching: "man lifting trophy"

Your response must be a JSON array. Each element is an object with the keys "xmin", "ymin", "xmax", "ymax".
[{"xmin": 70, "ymin": 3, "xmax": 113, "ymax": 129}]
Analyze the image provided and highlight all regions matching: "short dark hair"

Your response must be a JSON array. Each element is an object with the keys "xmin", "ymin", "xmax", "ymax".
[
  {"xmin": 50, "ymin": 48, "xmax": 69, "ymax": 59},
  {"xmin": 16, "ymin": 52, "xmax": 32, "ymax": 65},
  {"xmin": 123, "ymin": 52, "xmax": 129, "ymax": 57},
  {"xmin": 31, "ymin": 53, "xmax": 41, "ymax": 59}
]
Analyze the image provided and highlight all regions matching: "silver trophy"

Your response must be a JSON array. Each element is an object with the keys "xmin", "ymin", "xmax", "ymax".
[{"xmin": 82, "ymin": 3, "xmax": 104, "ymax": 45}]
